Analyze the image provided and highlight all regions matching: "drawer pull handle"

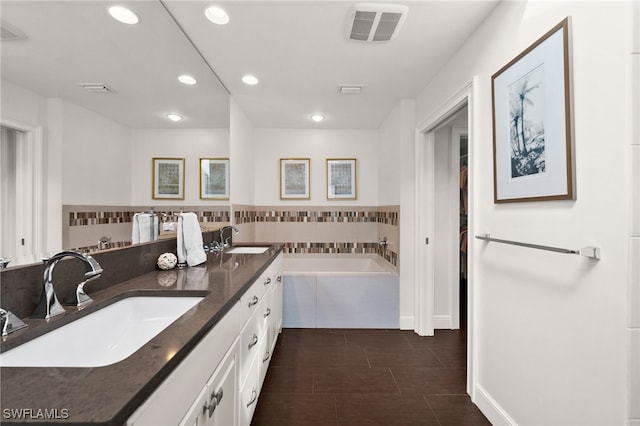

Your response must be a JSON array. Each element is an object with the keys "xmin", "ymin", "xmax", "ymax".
[
  {"xmin": 248, "ymin": 333, "xmax": 258, "ymax": 349},
  {"xmin": 263, "ymin": 349, "xmax": 270, "ymax": 363},
  {"xmin": 264, "ymin": 307, "xmax": 271, "ymax": 318},
  {"xmin": 203, "ymin": 388, "xmax": 224, "ymax": 418},
  {"xmin": 264, "ymin": 277, "xmax": 272, "ymax": 286},
  {"xmin": 248, "ymin": 295, "xmax": 259, "ymax": 307},
  {"xmin": 246, "ymin": 388, "xmax": 258, "ymax": 407}
]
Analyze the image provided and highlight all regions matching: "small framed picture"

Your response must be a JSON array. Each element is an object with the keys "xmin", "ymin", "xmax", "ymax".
[
  {"xmin": 152, "ymin": 158, "xmax": 184, "ymax": 200},
  {"xmin": 327, "ymin": 158, "xmax": 357, "ymax": 200},
  {"xmin": 280, "ymin": 158, "xmax": 310, "ymax": 200},
  {"xmin": 491, "ymin": 17, "xmax": 574, "ymax": 203},
  {"xmin": 200, "ymin": 158, "xmax": 229, "ymax": 200}
]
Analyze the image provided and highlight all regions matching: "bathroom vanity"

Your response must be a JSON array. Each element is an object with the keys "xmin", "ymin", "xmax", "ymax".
[{"xmin": 0, "ymin": 245, "xmax": 283, "ymax": 426}]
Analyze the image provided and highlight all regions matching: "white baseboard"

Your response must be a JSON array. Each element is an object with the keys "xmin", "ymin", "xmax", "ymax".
[
  {"xmin": 434, "ymin": 315, "xmax": 451, "ymax": 329},
  {"xmin": 399, "ymin": 316, "xmax": 414, "ymax": 330},
  {"xmin": 473, "ymin": 383, "xmax": 517, "ymax": 426}
]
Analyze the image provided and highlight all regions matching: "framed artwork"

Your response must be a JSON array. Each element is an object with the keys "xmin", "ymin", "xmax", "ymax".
[
  {"xmin": 327, "ymin": 158, "xmax": 357, "ymax": 200},
  {"xmin": 491, "ymin": 17, "xmax": 574, "ymax": 203},
  {"xmin": 200, "ymin": 158, "xmax": 229, "ymax": 200},
  {"xmin": 280, "ymin": 158, "xmax": 310, "ymax": 199},
  {"xmin": 152, "ymin": 158, "xmax": 184, "ymax": 200}
]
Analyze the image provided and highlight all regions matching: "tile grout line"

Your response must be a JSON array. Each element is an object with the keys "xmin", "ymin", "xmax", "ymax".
[{"xmin": 423, "ymin": 394, "xmax": 444, "ymax": 426}]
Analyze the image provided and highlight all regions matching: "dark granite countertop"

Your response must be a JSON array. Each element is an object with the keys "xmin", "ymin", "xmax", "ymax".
[{"xmin": 0, "ymin": 245, "xmax": 282, "ymax": 425}]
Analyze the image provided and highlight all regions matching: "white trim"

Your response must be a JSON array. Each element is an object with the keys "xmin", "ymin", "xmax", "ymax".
[
  {"xmin": 450, "ymin": 125, "xmax": 468, "ymax": 330},
  {"xmin": 0, "ymin": 117, "xmax": 45, "ymax": 264},
  {"xmin": 414, "ymin": 128, "xmax": 434, "ymax": 336},
  {"xmin": 433, "ymin": 315, "xmax": 452, "ymax": 329},
  {"xmin": 414, "ymin": 78, "xmax": 477, "ymax": 393},
  {"xmin": 399, "ymin": 316, "xmax": 414, "ymax": 330},
  {"xmin": 473, "ymin": 384, "xmax": 518, "ymax": 426}
]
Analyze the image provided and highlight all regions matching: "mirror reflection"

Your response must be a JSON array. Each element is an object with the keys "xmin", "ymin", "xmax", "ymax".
[{"xmin": 1, "ymin": 1, "xmax": 231, "ymax": 267}]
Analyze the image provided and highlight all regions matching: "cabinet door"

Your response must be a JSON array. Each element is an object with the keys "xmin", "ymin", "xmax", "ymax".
[
  {"xmin": 179, "ymin": 387, "xmax": 208, "ymax": 426},
  {"xmin": 179, "ymin": 341, "xmax": 238, "ymax": 426},
  {"xmin": 207, "ymin": 349, "xmax": 237, "ymax": 426}
]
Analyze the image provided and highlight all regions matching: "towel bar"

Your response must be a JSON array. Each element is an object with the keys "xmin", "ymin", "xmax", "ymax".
[{"xmin": 475, "ymin": 234, "xmax": 600, "ymax": 260}]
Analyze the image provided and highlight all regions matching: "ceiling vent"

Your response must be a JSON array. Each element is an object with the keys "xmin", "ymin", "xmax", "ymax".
[
  {"xmin": 76, "ymin": 83, "xmax": 112, "ymax": 93},
  {"xmin": 338, "ymin": 84, "xmax": 364, "ymax": 94},
  {"xmin": 0, "ymin": 21, "xmax": 26, "ymax": 41},
  {"xmin": 346, "ymin": 3, "xmax": 408, "ymax": 43}
]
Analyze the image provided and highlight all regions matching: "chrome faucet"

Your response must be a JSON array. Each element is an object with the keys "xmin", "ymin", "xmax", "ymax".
[
  {"xmin": 219, "ymin": 226, "xmax": 240, "ymax": 248},
  {"xmin": 32, "ymin": 251, "xmax": 103, "ymax": 319}
]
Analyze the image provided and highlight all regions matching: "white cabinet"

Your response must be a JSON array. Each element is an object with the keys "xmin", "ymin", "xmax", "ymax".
[
  {"xmin": 238, "ymin": 254, "xmax": 283, "ymax": 426},
  {"xmin": 127, "ymin": 252, "xmax": 283, "ymax": 426},
  {"xmin": 180, "ymin": 339, "xmax": 238, "ymax": 426}
]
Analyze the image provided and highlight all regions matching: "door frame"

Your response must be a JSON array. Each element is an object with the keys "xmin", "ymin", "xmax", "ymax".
[
  {"xmin": 413, "ymin": 77, "xmax": 478, "ymax": 395},
  {"xmin": 0, "ymin": 117, "xmax": 45, "ymax": 265}
]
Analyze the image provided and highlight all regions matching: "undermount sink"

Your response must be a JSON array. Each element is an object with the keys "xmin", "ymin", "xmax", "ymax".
[
  {"xmin": 0, "ymin": 296, "xmax": 203, "ymax": 368},
  {"xmin": 226, "ymin": 246, "xmax": 269, "ymax": 254}
]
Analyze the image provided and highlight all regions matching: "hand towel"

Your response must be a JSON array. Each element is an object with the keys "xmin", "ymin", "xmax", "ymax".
[
  {"xmin": 132, "ymin": 213, "xmax": 159, "ymax": 244},
  {"xmin": 177, "ymin": 212, "xmax": 207, "ymax": 267}
]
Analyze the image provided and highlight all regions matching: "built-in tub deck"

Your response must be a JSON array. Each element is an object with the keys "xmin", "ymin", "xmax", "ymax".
[{"xmin": 282, "ymin": 254, "xmax": 399, "ymax": 329}]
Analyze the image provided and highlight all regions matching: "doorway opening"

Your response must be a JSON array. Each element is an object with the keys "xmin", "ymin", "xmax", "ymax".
[
  {"xmin": 414, "ymin": 78, "xmax": 476, "ymax": 395},
  {"xmin": 432, "ymin": 109, "xmax": 468, "ymax": 331}
]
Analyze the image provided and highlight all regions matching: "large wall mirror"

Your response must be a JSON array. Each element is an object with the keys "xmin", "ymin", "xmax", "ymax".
[{"xmin": 1, "ymin": 1, "xmax": 230, "ymax": 267}]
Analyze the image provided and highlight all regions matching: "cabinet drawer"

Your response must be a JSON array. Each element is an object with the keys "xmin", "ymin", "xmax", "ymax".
[
  {"xmin": 238, "ymin": 279, "xmax": 266, "ymax": 325},
  {"xmin": 238, "ymin": 307, "xmax": 262, "ymax": 387}
]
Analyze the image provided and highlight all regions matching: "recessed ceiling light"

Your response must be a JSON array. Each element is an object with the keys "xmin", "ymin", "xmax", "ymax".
[
  {"xmin": 242, "ymin": 75, "xmax": 259, "ymax": 85},
  {"xmin": 167, "ymin": 114, "xmax": 183, "ymax": 122},
  {"xmin": 205, "ymin": 6, "xmax": 229, "ymax": 25},
  {"xmin": 178, "ymin": 75, "xmax": 197, "ymax": 85},
  {"xmin": 108, "ymin": 6, "xmax": 139, "ymax": 25},
  {"xmin": 310, "ymin": 114, "xmax": 325, "ymax": 122}
]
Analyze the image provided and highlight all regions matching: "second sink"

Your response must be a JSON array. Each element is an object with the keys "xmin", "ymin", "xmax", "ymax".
[{"xmin": 226, "ymin": 246, "xmax": 269, "ymax": 254}]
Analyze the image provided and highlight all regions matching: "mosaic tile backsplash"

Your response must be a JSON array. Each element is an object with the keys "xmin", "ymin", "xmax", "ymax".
[
  {"xmin": 63, "ymin": 205, "xmax": 230, "ymax": 252},
  {"xmin": 234, "ymin": 205, "xmax": 399, "ymax": 267}
]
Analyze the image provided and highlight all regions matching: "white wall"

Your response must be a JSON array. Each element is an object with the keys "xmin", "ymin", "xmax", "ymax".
[
  {"xmin": 379, "ymin": 99, "xmax": 416, "ymax": 329},
  {"xmin": 413, "ymin": 2, "xmax": 631, "ymax": 425},
  {"xmin": 60, "ymin": 100, "xmax": 131, "ymax": 205},
  {"xmin": 229, "ymin": 97, "xmax": 255, "ymax": 206},
  {"xmin": 252, "ymin": 128, "xmax": 379, "ymax": 206},
  {"xmin": 378, "ymin": 103, "xmax": 402, "ymax": 205},
  {"xmin": 130, "ymin": 128, "xmax": 229, "ymax": 206}
]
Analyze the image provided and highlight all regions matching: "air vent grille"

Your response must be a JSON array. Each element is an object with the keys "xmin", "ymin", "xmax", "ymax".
[
  {"xmin": 347, "ymin": 4, "xmax": 408, "ymax": 43},
  {"xmin": 76, "ymin": 83, "xmax": 112, "ymax": 93}
]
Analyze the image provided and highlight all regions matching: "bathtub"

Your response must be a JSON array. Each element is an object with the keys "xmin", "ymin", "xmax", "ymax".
[{"xmin": 282, "ymin": 255, "xmax": 399, "ymax": 329}]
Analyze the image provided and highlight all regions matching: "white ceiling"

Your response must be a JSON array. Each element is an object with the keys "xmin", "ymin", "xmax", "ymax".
[{"xmin": 1, "ymin": 1, "xmax": 500, "ymax": 130}]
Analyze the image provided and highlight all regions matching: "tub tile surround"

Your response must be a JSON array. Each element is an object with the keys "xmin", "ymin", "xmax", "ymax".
[
  {"xmin": 233, "ymin": 205, "xmax": 399, "ymax": 269},
  {"xmin": 63, "ymin": 205, "xmax": 230, "ymax": 253}
]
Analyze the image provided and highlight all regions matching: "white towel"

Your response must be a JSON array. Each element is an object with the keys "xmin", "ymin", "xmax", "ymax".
[
  {"xmin": 132, "ymin": 213, "xmax": 159, "ymax": 244},
  {"xmin": 177, "ymin": 213, "xmax": 207, "ymax": 267}
]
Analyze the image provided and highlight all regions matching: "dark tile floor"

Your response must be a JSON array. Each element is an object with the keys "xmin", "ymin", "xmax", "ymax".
[{"xmin": 251, "ymin": 328, "xmax": 490, "ymax": 426}]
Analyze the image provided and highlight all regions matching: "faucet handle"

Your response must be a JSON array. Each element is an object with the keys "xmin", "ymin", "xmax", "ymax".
[{"xmin": 0, "ymin": 308, "xmax": 28, "ymax": 337}]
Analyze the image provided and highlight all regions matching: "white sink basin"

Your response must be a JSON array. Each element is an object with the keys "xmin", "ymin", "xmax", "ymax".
[
  {"xmin": 226, "ymin": 246, "xmax": 269, "ymax": 254},
  {"xmin": 0, "ymin": 296, "xmax": 203, "ymax": 368}
]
